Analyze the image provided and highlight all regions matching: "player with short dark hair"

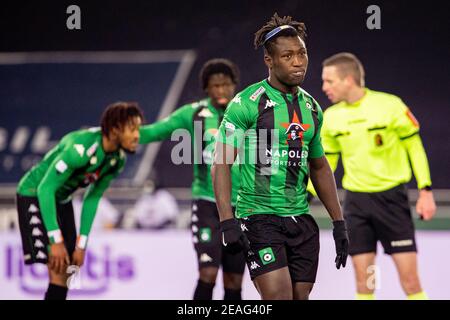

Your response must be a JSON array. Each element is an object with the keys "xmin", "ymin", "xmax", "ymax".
[
  {"xmin": 317, "ymin": 52, "xmax": 436, "ymax": 299},
  {"xmin": 139, "ymin": 58, "xmax": 246, "ymax": 300},
  {"xmin": 212, "ymin": 13, "xmax": 349, "ymax": 300},
  {"xmin": 16, "ymin": 101, "xmax": 143, "ymax": 300},
  {"xmin": 200, "ymin": 58, "xmax": 240, "ymax": 91}
]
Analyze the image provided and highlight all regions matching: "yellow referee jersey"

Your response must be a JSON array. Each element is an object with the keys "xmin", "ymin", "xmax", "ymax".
[{"xmin": 321, "ymin": 88, "xmax": 432, "ymax": 192}]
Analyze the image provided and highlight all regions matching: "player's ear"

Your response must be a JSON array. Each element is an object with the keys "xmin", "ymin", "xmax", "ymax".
[
  {"xmin": 110, "ymin": 125, "xmax": 121, "ymax": 140},
  {"xmin": 203, "ymin": 79, "xmax": 210, "ymax": 95},
  {"xmin": 264, "ymin": 52, "xmax": 273, "ymax": 69},
  {"xmin": 344, "ymin": 75, "xmax": 354, "ymax": 86}
]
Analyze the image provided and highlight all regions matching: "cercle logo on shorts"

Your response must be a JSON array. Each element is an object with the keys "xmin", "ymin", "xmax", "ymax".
[
  {"xmin": 199, "ymin": 228, "xmax": 212, "ymax": 243},
  {"xmin": 4, "ymin": 244, "xmax": 134, "ymax": 295},
  {"xmin": 258, "ymin": 247, "xmax": 275, "ymax": 265}
]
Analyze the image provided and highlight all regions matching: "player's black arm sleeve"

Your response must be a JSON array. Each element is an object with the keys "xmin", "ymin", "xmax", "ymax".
[{"xmin": 309, "ymin": 156, "xmax": 344, "ymax": 221}]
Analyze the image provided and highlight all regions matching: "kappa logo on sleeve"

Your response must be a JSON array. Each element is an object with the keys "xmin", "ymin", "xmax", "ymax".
[
  {"xmin": 232, "ymin": 95, "xmax": 242, "ymax": 105},
  {"xmin": 55, "ymin": 160, "xmax": 68, "ymax": 174},
  {"xmin": 74, "ymin": 144, "xmax": 85, "ymax": 157}
]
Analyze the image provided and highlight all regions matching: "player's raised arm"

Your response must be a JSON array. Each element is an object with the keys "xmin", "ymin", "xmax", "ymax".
[{"xmin": 139, "ymin": 104, "xmax": 192, "ymax": 144}]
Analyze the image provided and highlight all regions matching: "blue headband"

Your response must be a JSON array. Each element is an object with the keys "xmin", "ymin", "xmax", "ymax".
[{"xmin": 263, "ymin": 25, "xmax": 297, "ymax": 44}]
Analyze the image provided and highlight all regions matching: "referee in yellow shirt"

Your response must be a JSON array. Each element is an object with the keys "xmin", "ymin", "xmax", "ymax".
[{"xmin": 318, "ymin": 52, "xmax": 436, "ymax": 300}]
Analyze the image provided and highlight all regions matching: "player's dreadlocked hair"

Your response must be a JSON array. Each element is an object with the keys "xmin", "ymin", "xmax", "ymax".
[
  {"xmin": 101, "ymin": 101, "xmax": 144, "ymax": 137},
  {"xmin": 254, "ymin": 13, "xmax": 307, "ymax": 55},
  {"xmin": 200, "ymin": 58, "xmax": 240, "ymax": 90}
]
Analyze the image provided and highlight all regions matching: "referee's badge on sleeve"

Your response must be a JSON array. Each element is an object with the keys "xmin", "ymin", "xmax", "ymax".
[{"xmin": 406, "ymin": 108, "xmax": 420, "ymax": 128}]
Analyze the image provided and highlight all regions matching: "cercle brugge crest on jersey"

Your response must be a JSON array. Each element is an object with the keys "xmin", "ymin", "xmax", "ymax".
[
  {"xmin": 281, "ymin": 111, "xmax": 310, "ymax": 145},
  {"xmin": 82, "ymin": 169, "xmax": 101, "ymax": 186}
]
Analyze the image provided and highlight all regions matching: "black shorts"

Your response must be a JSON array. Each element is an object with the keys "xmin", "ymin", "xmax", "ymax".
[
  {"xmin": 343, "ymin": 184, "xmax": 417, "ymax": 256},
  {"xmin": 191, "ymin": 199, "xmax": 246, "ymax": 274},
  {"xmin": 16, "ymin": 194, "xmax": 77, "ymax": 265},
  {"xmin": 241, "ymin": 214, "xmax": 320, "ymax": 283}
]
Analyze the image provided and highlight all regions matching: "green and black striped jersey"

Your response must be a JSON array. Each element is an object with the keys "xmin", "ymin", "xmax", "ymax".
[
  {"xmin": 217, "ymin": 79, "xmax": 324, "ymax": 218},
  {"xmin": 140, "ymin": 98, "xmax": 240, "ymax": 205}
]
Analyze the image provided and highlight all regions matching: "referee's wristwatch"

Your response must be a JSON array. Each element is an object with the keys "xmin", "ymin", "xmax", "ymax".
[{"xmin": 421, "ymin": 185, "xmax": 432, "ymax": 191}]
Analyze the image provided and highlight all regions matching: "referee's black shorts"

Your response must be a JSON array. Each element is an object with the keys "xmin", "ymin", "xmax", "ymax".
[{"xmin": 343, "ymin": 184, "xmax": 417, "ymax": 256}]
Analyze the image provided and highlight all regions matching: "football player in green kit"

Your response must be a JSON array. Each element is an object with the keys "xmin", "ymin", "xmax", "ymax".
[
  {"xmin": 139, "ymin": 59, "xmax": 246, "ymax": 300},
  {"xmin": 212, "ymin": 13, "xmax": 349, "ymax": 300},
  {"xmin": 16, "ymin": 102, "xmax": 143, "ymax": 300}
]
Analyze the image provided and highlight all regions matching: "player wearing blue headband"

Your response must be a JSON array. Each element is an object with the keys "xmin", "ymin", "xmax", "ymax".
[{"xmin": 212, "ymin": 13, "xmax": 348, "ymax": 300}]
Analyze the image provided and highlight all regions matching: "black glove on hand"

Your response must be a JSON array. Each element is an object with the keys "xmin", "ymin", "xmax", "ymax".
[
  {"xmin": 220, "ymin": 218, "xmax": 250, "ymax": 254},
  {"xmin": 332, "ymin": 220, "xmax": 349, "ymax": 269}
]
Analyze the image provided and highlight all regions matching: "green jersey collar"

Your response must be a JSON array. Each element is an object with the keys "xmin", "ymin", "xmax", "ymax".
[
  {"xmin": 206, "ymin": 97, "xmax": 226, "ymax": 116},
  {"xmin": 262, "ymin": 79, "xmax": 306, "ymax": 102}
]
